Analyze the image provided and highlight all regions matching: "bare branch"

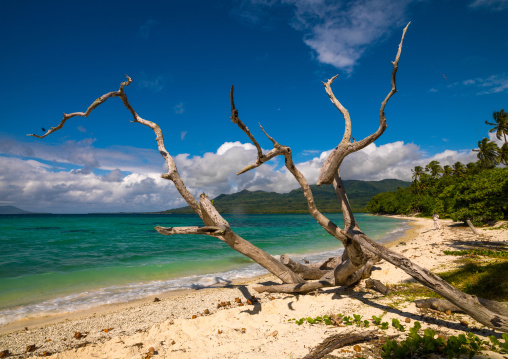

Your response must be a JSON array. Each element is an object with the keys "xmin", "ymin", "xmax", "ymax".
[
  {"xmin": 27, "ymin": 77, "xmax": 132, "ymax": 139},
  {"xmin": 333, "ymin": 170, "xmax": 356, "ymax": 229},
  {"xmin": 317, "ymin": 22, "xmax": 410, "ymax": 185},
  {"xmin": 230, "ymin": 85, "xmax": 263, "ymax": 158},
  {"xmin": 27, "ymin": 75, "xmax": 203, "ymax": 218}
]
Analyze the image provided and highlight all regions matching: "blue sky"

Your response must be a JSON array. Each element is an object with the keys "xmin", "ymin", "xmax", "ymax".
[{"xmin": 0, "ymin": 0, "xmax": 507, "ymax": 213}]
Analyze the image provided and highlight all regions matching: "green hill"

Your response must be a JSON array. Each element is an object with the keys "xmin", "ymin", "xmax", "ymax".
[
  {"xmin": 0, "ymin": 206, "xmax": 34, "ymax": 214},
  {"xmin": 163, "ymin": 179, "xmax": 410, "ymax": 214}
]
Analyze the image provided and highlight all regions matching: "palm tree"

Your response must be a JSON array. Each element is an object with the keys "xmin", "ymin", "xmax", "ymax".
[
  {"xmin": 452, "ymin": 161, "xmax": 465, "ymax": 176},
  {"xmin": 411, "ymin": 165, "xmax": 425, "ymax": 195},
  {"xmin": 425, "ymin": 160, "xmax": 443, "ymax": 179},
  {"xmin": 485, "ymin": 109, "xmax": 508, "ymax": 145},
  {"xmin": 473, "ymin": 137, "xmax": 500, "ymax": 169},
  {"xmin": 411, "ymin": 166, "xmax": 424, "ymax": 183},
  {"xmin": 443, "ymin": 165, "xmax": 453, "ymax": 177},
  {"xmin": 499, "ymin": 143, "xmax": 508, "ymax": 166}
]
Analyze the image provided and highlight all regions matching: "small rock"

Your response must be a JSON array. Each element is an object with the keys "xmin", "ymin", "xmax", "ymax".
[
  {"xmin": 220, "ymin": 302, "xmax": 226, "ymax": 307},
  {"xmin": 445, "ymin": 310, "xmax": 452, "ymax": 315},
  {"xmin": 241, "ymin": 328, "xmax": 246, "ymax": 333},
  {"xmin": 103, "ymin": 328, "xmax": 114, "ymax": 333},
  {"xmin": 192, "ymin": 315, "xmax": 197, "ymax": 319},
  {"xmin": 235, "ymin": 298, "xmax": 242, "ymax": 303},
  {"xmin": 170, "ymin": 340, "xmax": 176, "ymax": 345},
  {"xmin": 42, "ymin": 351, "xmax": 52, "ymax": 357},
  {"xmin": 74, "ymin": 332, "xmax": 83, "ymax": 339},
  {"xmin": 269, "ymin": 297, "xmax": 275, "ymax": 301},
  {"xmin": 239, "ymin": 303, "xmax": 244, "ymax": 307},
  {"xmin": 460, "ymin": 320, "xmax": 469, "ymax": 327},
  {"xmin": 204, "ymin": 309, "xmax": 210, "ymax": 315},
  {"xmin": 405, "ymin": 318, "xmax": 411, "ymax": 323},
  {"xmin": 132, "ymin": 343, "xmax": 144, "ymax": 348},
  {"xmin": 148, "ymin": 347, "xmax": 155, "ymax": 355},
  {"xmin": 218, "ymin": 329, "xmax": 223, "ymax": 334},
  {"xmin": 0, "ymin": 350, "xmax": 9, "ymax": 358},
  {"xmin": 270, "ymin": 330, "xmax": 278, "ymax": 337},
  {"xmin": 226, "ymin": 301, "xmax": 231, "ymax": 306},
  {"xmin": 153, "ymin": 297, "xmax": 161, "ymax": 302},
  {"xmin": 217, "ymin": 304, "xmax": 221, "ymax": 309},
  {"xmin": 353, "ymin": 345, "xmax": 361, "ymax": 352}
]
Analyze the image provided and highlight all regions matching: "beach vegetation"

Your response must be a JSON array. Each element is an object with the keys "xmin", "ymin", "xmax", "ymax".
[
  {"xmin": 366, "ymin": 166, "xmax": 508, "ymax": 226},
  {"xmin": 367, "ymin": 110, "xmax": 508, "ymax": 226}
]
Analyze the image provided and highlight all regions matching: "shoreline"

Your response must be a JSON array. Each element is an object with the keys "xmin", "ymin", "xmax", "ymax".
[
  {"xmin": 2, "ymin": 216, "xmax": 506, "ymax": 358},
  {"xmin": 0, "ymin": 215, "xmax": 407, "ymax": 331},
  {"xmin": 0, "ymin": 216, "xmax": 413, "ymax": 335}
]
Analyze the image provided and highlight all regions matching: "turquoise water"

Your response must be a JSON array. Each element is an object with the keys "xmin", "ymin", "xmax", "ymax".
[{"xmin": 0, "ymin": 213, "xmax": 409, "ymax": 325}]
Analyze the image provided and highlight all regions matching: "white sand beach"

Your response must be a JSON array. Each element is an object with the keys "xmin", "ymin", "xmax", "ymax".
[{"xmin": 1, "ymin": 216, "xmax": 507, "ymax": 358}]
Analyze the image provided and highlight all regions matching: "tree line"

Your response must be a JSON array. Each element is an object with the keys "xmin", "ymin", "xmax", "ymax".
[{"xmin": 366, "ymin": 109, "xmax": 508, "ymax": 225}]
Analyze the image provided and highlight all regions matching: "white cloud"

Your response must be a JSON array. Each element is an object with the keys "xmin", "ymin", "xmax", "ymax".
[
  {"xmin": 242, "ymin": 0, "xmax": 414, "ymax": 70},
  {"xmin": 0, "ymin": 137, "xmax": 481, "ymax": 213},
  {"xmin": 0, "ymin": 156, "xmax": 183, "ymax": 214},
  {"xmin": 468, "ymin": 0, "xmax": 508, "ymax": 11},
  {"xmin": 460, "ymin": 73, "xmax": 508, "ymax": 94},
  {"xmin": 180, "ymin": 131, "xmax": 187, "ymax": 140}
]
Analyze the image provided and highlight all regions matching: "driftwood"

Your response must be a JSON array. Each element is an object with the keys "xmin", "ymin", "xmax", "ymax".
[
  {"xmin": 466, "ymin": 219, "xmax": 481, "ymax": 235},
  {"xmin": 365, "ymin": 279, "xmax": 391, "ymax": 295},
  {"xmin": 302, "ymin": 330, "xmax": 377, "ymax": 359},
  {"xmin": 415, "ymin": 298, "xmax": 508, "ymax": 316},
  {"xmin": 28, "ymin": 23, "xmax": 508, "ymax": 333}
]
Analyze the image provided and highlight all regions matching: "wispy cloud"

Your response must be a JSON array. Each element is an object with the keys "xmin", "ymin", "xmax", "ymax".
[
  {"xmin": 77, "ymin": 126, "xmax": 87, "ymax": 133},
  {"xmin": 460, "ymin": 73, "xmax": 508, "ymax": 94},
  {"xmin": 240, "ymin": 0, "xmax": 414, "ymax": 71},
  {"xmin": 181, "ymin": 131, "xmax": 187, "ymax": 140},
  {"xmin": 137, "ymin": 19, "xmax": 159, "ymax": 39},
  {"xmin": 138, "ymin": 71, "xmax": 166, "ymax": 92},
  {"xmin": 468, "ymin": 0, "xmax": 508, "ymax": 11},
  {"xmin": 174, "ymin": 102, "xmax": 185, "ymax": 114}
]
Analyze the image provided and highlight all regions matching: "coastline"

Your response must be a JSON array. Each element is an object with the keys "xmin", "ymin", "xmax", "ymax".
[{"xmin": 1, "ymin": 217, "xmax": 507, "ymax": 358}]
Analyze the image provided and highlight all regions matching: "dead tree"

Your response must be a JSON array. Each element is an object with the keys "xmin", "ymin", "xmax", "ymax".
[{"xmin": 28, "ymin": 23, "xmax": 508, "ymax": 333}]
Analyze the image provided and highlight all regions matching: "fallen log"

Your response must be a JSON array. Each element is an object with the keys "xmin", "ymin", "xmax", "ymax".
[
  {"xmin": 302, "ymin": 330, "xmax": 377, "ymax": 359},
  {"xmin": 365, "ymin": 279, "xmax": 391, "ymax": 295}
]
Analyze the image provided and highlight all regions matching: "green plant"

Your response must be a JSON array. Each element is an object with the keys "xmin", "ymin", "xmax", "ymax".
[
  {"xmin": 290, "ymin": 315, "xmax": 333, "ymax": 326},
  {"xmin": 391, "ymin": 318, "xmax": 405, "ymax": 332},
  {"xmin": 381, "ymin": 322, "xmax": 491, "ymax": 358},
  {"xmin": 489, "ymin": 334, "xmax": 508, "ymax": 353}
]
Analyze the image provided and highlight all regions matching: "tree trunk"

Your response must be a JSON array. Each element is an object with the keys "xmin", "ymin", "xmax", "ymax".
[{"xmin": 466, "ymin": 219, "xmax": 481, "ymax": 235}]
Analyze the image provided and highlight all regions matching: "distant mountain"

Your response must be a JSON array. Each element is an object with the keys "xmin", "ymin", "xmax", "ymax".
[
  {"xmin": 163, "ymin": 179, "xmax": 411, "ymax": 214},
  {"xmin": 0, "ymin": 206, "xmax": 34, "ymax": 214}
]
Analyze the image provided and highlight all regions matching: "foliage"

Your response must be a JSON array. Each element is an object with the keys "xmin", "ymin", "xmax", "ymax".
[
  {"xmin": 443, "ymin": 249, "xmax": 508, "ymax": 258},
  {"xmin": 449, "ymin": 168, "xmax": 508, "ymax": 225},
  {"xmin": 366, "ymin": 167, "xmax": 508, "ymax": 225},
  {"xmin": 366, "ymin": 109, "xmax": 508, "ymax": 224},
  {"xmin": 381, "ymin": 321, "xmax": 504, "ymax": 359}
]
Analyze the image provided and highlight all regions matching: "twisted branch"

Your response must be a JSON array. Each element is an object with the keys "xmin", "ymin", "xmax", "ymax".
[{"xmin": 317, "ymin": 22, "xmax": 410, "ymax": 186}]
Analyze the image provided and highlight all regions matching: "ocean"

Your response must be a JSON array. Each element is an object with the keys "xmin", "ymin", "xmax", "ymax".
[{"xmin": 0, "ymin": 213, "xmax": 409, "ymax": 326}]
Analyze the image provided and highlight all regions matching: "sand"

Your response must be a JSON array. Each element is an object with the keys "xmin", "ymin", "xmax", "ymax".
[{"xmin": 1, "ymin": 216, "xmax": 507, "ymax": 358}]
